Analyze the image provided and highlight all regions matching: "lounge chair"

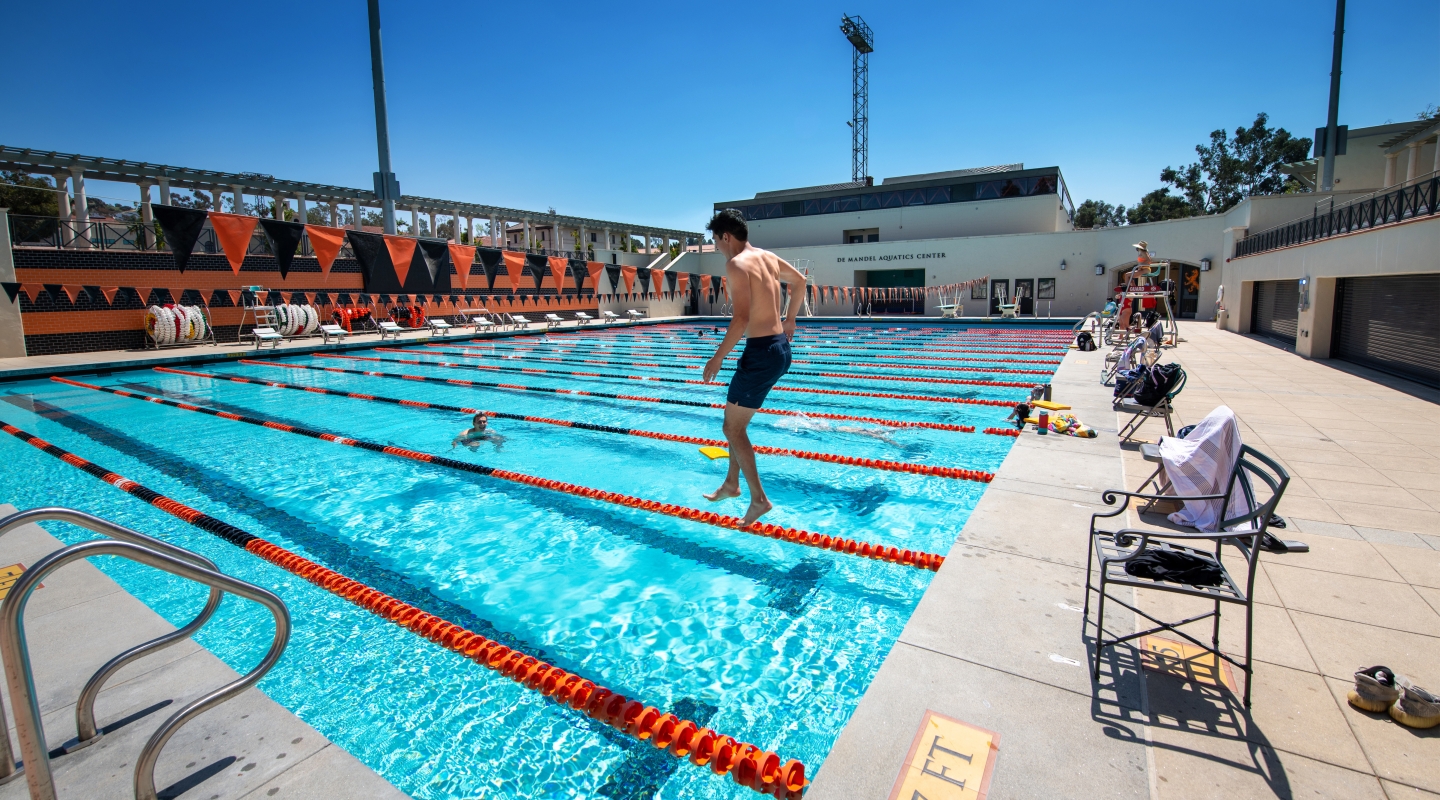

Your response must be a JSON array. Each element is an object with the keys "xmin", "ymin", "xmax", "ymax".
[
  {"xmin": 427, "ymin": 318, "xmax": 453, "ymax": 336},
  {"xmin": 252, "ymin": 325, "xmax": 283, "ymax": 350},
  {"xmin": 510, "ymin": 315, "xmax": 532, "ymax": 328},
  {"xmin": 544, "ymin": 313, "xmax": 564, "ymax": 330},
  {"xmin": 601, "ymin": 311, "xmax": 621, "ymax": 323},
  {"xmin": 319, "ymin": 324, "xmax": 350, "ymax": 345},
  {"xmin": 458, "ymin": 308, "xmax": 494, "ymax": 331},
  {"xmin": 377, "ymin": 320, "xmax": 405, "ymax": 341},
  {"xmin": 998, "ymin": 302, "xmax": 1018, "ymax": 319},
  {"xmin": 1114, "ymin": 364, "xmax": 1185, "ymax": 443},
  {"xmin": 574, "ymin": 311, "xmax": 594, "ymax": 325},
  {"xmin": 626, "ymin": 309, "xmax": 645, "ymax": 322},
  {"xmin": 1084, "ymin": 441, "xmax": 1293, "ymax": 708}
]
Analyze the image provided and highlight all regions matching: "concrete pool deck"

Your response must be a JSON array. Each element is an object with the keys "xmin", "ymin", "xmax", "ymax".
[
  {"xmin": 811, "ymin": 320, "xmax": 1439, "ymax": 800},
  {"xmin": 0, "ymin": 505, "xmax": 406, "ymax": 799}
]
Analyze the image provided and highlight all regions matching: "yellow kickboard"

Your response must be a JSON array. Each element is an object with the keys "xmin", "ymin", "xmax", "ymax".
[
  {"xmin": 699, "ymin": 446, "xmax": 730, "ymax": 460},
  {"xmin": 1032, "ymin": 400, "xmax": 1071, "ymax": 411}
]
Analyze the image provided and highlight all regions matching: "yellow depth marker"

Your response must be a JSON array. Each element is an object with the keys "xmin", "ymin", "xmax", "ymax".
[
  {"xmin": 1138, "ymin": 634, "xmax": 1238, "ymax": 693},
  {"xmin": 888, "ymin": 710, "xmax": 1000, "ymax": 800},
  {"xmin": 0, "ymin": 563, "xmax": 36, "ymax": 601},
  {"xmin": 698, "ymin": 446, "xmax": 729, "ymax": 460}
]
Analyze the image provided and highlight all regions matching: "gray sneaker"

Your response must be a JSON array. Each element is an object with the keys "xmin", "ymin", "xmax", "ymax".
[
  {"xmin": 1347, "ymin": 666, "xmax": 1399, "ymax": 713},
  {"xmin": 1390, "ymin": 677, "xmax": 1440, "ymax": 729}
]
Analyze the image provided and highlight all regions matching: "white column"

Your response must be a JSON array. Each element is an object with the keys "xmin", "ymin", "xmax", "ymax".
[
  {"xmin": 452, "ymin": 209, "xmax": 461, "ymax": 242},
  {"xmin": 273, "ymin": 194, "xmax": 285, "ymax": 220},
  {"xmin": 604, "ymin": 228, "xmax": 611, "ymax": 252},
  {"xmin": 213, "ymin": 185, "xmax": 225, "ymax": 211},
  {"xmin": 157, "ymin": 177, "xmax": 171, "ymax": 206},
  {"xmin": 410, "ymin": 207, "xmax": 419, "ymax": 236},
  {"xmin": 1406, "ymin": 142, "xmax": 1423, "ymax": 184},
  {"xmin": 1383, "ymin": 153, "xmax": 1398, "ymax": 189},
  {"xmin": 352, "ymin": 199, "xmax": 364, "ymax": 231},
  {"xmin": 580, "ymin": 225, "xmax": 587, "ymax": 255},
  {"xmin": 232, "ymin": 184, "xmax": 246, "ymax": 215},
  {"xmin": 54, "ymin": 173, "xmax": 71, "ymax": 221},
  {"xmin": 524, "ymin": 219, "xmax": 532, "ymax": 250},
  {"xmin": 138, "ymin": 181, "xmax": 154, "ymax": 248},
  {"xmin": 329, "ymin": 200, "xmax": 338, "ymax": 226},
  {"xmin": 70, "ymin": 167, "xmax": 90, "ymax": 249},
  {"xmin": 296, "ymin": 194, "xmax": 308, "ymax": 223},
  {"xmin": 624, "ymin": 230, "xmax": 632, "ymax": 252},
  {"xmin": 490, "ymin": 215, "xmax": 498, "ymax": 247},
  {"xmin": 1434, "ymin": 137, "xmax": 1440, "ymax": 175},
  {"xmin": 465, "ymin": 216, "xmax": 473, "ymax": 244}
]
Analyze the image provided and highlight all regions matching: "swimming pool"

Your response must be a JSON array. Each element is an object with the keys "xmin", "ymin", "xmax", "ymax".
[{"xmin": 0, "ymin": 321, "xmax": 1071, "ymax": 799}]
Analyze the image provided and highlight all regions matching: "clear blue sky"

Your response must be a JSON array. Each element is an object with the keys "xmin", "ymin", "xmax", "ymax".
[{"xmin": 1, "ymin": 0, "xmax": 1435, "ymax": 232}]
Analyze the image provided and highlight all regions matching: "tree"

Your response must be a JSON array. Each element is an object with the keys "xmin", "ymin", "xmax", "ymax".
[
  {"xmin": 1160, "ymin": 112, "xmax": 1312, "ymax": 214},
  {"xmin": 1126, "ymin": 188, "xmax": 1196, "ymax": 225},
  {"xmin": 0, "ymin": 171, "xmax": 58, "ymax": 216},
  {"xmin": 1073, "ymin": 199, "xmax": 1128, "ymax": 229}
]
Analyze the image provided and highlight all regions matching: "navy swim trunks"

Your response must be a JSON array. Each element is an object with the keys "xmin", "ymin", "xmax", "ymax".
[{"xmin": 727, "ymin": 334, "xmax": 792, "ymax": 409}]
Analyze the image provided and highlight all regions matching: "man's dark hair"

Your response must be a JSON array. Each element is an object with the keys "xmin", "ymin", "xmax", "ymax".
[{"xmin": 706, "ymin": 209, "xmax": 748, "ymax": 242}]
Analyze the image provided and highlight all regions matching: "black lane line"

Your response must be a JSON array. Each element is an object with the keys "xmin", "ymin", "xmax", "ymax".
[{"xmin": 120, "ymin": 382, "xmax": 343, "ymax": 435}]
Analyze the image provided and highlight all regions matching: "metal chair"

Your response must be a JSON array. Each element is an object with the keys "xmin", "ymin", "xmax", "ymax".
[
  {"xmin": 1083, "ymin": 444, "xmax": 1290, "ymax": 707},
  {"xmin": 1114, "ymin": 366, "xmax": 1185, "ymax": 443}
]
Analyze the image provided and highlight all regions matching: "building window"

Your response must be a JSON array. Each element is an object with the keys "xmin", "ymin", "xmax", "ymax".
[
  {"xmin": 925, "ymin": 186, "xmax": 951, "ymax": 204},
  {"xmin": 590, "ymin": 232, "xmax": 597, "ymax": 242},
  {"xmin": 867, "ymin": 233, "xmax": 879, "ymax": 242},
  {"xmin": 879, "ymin": 191, "xmax": 904, "ymax": 208},
  {"xmin": 803, "ymin": 199, "xmax": 822, "ymax": 215},
  {"xmin": 861, "ymin": 194, "xmax": 882, "ymax": 210},
  {"xmin": 1037, "ymin": 278, "xmax": 1056, "ymax": 299},
  {"xmin": 838, "ymin": 195, "xmax": 861, "ymax": 212},
  {"xmin": 903, "ymin": 189, "xmax": 927, "ymax": 206}
]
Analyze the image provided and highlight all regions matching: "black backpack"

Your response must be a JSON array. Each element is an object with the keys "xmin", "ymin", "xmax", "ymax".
[
  {"xmin": 1132, "ymin": 363, "xmax": 1183, "ymax": 406},
  {"xmin": 1076, "ymin": 331, "xmax": 1096, "ymax": 351}
]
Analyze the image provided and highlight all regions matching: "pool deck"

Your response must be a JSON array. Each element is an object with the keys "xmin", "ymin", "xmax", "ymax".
[
  {"xmin": 810, "ymin": 320, "xmax": 1440, "ymax": 800},
  {"xmin": 0, "ymin": 505, "xmax": 407, "ymax": 800}
]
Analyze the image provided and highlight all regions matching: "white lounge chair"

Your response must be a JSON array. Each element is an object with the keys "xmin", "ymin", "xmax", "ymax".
[
  {"xmin": 544, "ymin": 313, "xmax": 564, "ymax": 330},
  {"xmin": 601, "ymin": 311, "xmax": 621, "ymax": 323},
  {"xmin": 378, "ymin": 320, "xmax": 405, "ymax": 341},
  {"xmin": 510, "ymin": 315, "xmax": 533, "ymax": 328},
  {"xmin": 458, "ymin": 308, "xmax": 493, "ymax": 331},
  {"xmin": 319, "ymin": 324, "xmax": 349, "ymax": 345},
  {"xmin": 626, "ymin": 309, "xmax": 645, "ymax": 321},
  {"xmin": 252, "ymin": 326, "xmax": 283, "ymax": 349},
  {"xmin": 999, "ymin": 302, "xmax": 1018, "ymax": 319},
  {"xmin": 574, "ymin": 311, "xmax": 594, "ymax": 325},
  {"xmin": 428, "ymin": 318, "xmax": 453, "ymax": 336}
]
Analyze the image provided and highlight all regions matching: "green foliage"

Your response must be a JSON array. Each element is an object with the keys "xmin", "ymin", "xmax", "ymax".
[
  {"xmin": 0, "ymin": 171, "xmax": 59, "ymax": 216},
  {"xmin": 1159, "ymin": 112, "xmax": 1312, "ymax": 214},
  {"xmin": 1073, "ymin": 199, "xmax": 1128, "ymax": 229},
  {"xmin": 1126, "ymin": 188, "xmax": 1196, "ymax": 225}
]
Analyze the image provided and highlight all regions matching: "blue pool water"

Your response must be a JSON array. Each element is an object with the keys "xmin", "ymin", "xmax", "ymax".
[{"xmin": 0, "ymin": 321, "xmax": 1069, "ymax": 799}]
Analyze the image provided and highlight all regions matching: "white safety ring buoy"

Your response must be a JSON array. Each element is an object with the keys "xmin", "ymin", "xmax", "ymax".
[{"xmin": 188, "ymin": 306, "xmax": 208, "ymax": 340}]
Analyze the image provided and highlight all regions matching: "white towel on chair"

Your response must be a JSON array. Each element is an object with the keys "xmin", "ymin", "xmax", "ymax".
[
  {"xmin": 1159, "ymin": 405, "xmax": 1247, "ymax": 531},
  {"xmin": 1117, "ymin": 338, "xmax": 1146, "ymax": 372}
]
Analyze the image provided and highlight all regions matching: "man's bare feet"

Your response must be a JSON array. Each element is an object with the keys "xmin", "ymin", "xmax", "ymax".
[
  {"xmin": 739, "ymin": 498, "xmax": 773, "ymax": 527},
  {"xmin": 704, "ymin": 483, "xmax": 742, "ymax": 502}
]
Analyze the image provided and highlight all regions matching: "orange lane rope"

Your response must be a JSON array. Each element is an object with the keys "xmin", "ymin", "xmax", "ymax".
[
  {"xmin": 487, "ymin": 340, "xmax": 1064, "ymax": 366},
  {"xmin": 151, "ymin": 367, "xmax": 994, "ymax": 482},
  {"xmin": 53, "ymin": 377, "xmax": 948, "ymax": 571},
  {"xmin": 318, "ymin": 353, "xmax": 1025, "ymax": 407},
  {"xmin": 0, "ymin": 416, "xmax": 808, "ymax": 796},
  {"xmin": 237, "ymin": 360, "xmax": 984, "ymax": 432}
]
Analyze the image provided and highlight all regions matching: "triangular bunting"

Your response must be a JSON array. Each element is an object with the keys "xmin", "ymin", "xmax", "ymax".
[
  {"xmin": 151, "ymin": 205, "xmax": 209, "ymax": 273},
  {"xmin": 587, "ymin": 261, "xmax": 606, "ymax": 291},
  {"xmin": 226, "ymin": 289, "xmax": 241, "ymax": 306},
  {"xmin": 259, "ymin": 218, "xmax": 307, "ymax": 280},
  {"xmin": 621, "ymin": 265, "xmax": 637, "ymax": 295},
  {"xmin": 548, "ymin": 256, "xmax": 569, "ymax": 292},
  {"xmin": 415, "ymin": 239, "xmax": 453, "ymax": 293},
  {"xmin": 305, "ymin": 224, "xmax": 347, "ymax": 281},
  {"xmin": 100, "ymin": 286, "xmax": 120, "ymax": 306},
  {"xmin": 448, "ymin": 244, "xmax": 476, "ymax": 290},
  {"xmin": 56, "ymin": 284, "xmax": 81, "ymax": 304},
  {"xmin": 209, "ymin": 212, "xmax": 259, "ymax": 276},
  {"xmin": 502, "ymin": 251, "xmax": 526, "ymax": 292},
  {"xmin": 384, "ymin": 235, "xmax": 418, "ymax": 287},
  {"xmin": 169, "ymin": 288, "xmax": 187, "ymax": 305},
  {"xmin": 346, "ymin": 231, "xmax": 390, "ymax": 292},
  {"xmin": 134, "ymin": 287, "xmax": 153, "ymax": 305}
]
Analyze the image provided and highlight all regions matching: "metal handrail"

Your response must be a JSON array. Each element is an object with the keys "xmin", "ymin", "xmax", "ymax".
[
  {"xmin": 0, "ymin": 508, "xmax": 225, "ymax": 780},
  {"xmin": 0, "ymin": 529, "xmax": 288, "ymax": 800},
  {"xmin": 1235, "ymin": 175, "xmax": 1439, "ymax": 258}
]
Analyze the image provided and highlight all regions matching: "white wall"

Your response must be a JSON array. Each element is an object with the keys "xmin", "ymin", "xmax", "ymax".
[{"xmin": 740, "ymin": 193, "xmax": 1069, "ymax": 249}]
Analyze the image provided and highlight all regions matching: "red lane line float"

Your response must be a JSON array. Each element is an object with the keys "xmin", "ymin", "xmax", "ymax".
[
  {"xmin": 984, "ymin": 427, "xmax": 1023, "ymax": 437},
  {"xmin": 0, "ymin": 417, "xmax": 808, "ymax": 798},
  {"xmin": 455, "ymin": 341, "xmax": 1063, "ymax": 371},
  {"xmin": 325, "ymin": 353, "xmax": 1023, "ymax": 407},
  {"xmin": 54, "ymin": 377, "xmax": 949, "ymax": 572},
  {"xmin": 238, "ymin": 360, "xmax": 982, "ymax": 432},
  {"xmin": 153, "ymin": 368, "xmax": 993, "ymax": 482}
]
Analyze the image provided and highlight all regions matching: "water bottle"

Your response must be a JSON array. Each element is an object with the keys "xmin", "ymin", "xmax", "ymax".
[{"xmin": 1037, "ymin": 410, "xmax": 1049, "ymax": 435}]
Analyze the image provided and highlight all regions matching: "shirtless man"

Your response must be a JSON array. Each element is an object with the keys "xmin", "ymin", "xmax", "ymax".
[
  {"xmin": 451, "ymin": 413, "xmax": 506, "ymax": 452},
  {"xmin": 701, "ymin": 209, "xmax": 807, "ymax": 526}
]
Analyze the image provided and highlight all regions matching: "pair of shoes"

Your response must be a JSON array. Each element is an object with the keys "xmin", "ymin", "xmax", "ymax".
[{"xmin": 1348, "ymin": 666, "xmax": 1440, "ymax": 728}]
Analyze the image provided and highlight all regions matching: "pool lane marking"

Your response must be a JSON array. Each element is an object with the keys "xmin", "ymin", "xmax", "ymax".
[
  {"xmin": 235, "ymin": 360, "xmax": 995, "ymax": 431},
  {"xmin": 52, "ymin": 377, "xmax": 948, "ymax": 571},
  {"xmin": 417, "ymin": 344, "xmax": 1058, "ymax": 377},
  {"xmin": 455, "ymin": 340, "xmax": 1063, "ymax": 371},
  {"xmin": 378, "ymin": 348, "xmax": 1046, "ymax": 391},
  {"xmin": 318, "ymin": 353, "xmax": 1032, "ymax": 405},
  {"xmin": 151, "ymin": 367, "xmax": 996, "ymax": 482},
  {"xmin": 538, "ymin": 334, "xmax": 1066, "ymax": 357},
  {"xmin": 0, "ymin": 417, "xmax": 809, "ymax": 797}
]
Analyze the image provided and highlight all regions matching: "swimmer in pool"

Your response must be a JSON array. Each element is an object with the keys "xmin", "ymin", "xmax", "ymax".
[{"xmin": 452, "ymin": 413, "xmax": 506, "ymax": 452}]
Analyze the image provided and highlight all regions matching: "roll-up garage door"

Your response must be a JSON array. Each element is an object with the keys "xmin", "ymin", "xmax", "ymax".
[
  {"xmin": 1251, "ymin": 280, "xmax": 1299, "ymax": 346},
  {"xmin": 1333, "ymin": 275, "xmax": 1440, "ymax": 389}
]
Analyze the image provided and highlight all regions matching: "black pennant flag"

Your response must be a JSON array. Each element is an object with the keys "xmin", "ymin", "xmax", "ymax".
[
  {"xmin": 150, "ymin": 205, "xmax": 209, "ymax": 273},
  {"xmin": 258, "ymin": 218, "xmax": 306, "ymax": 279}
]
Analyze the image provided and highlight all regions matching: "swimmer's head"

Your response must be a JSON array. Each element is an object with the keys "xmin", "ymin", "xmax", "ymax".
[{"xmin": 473, "ymin": 413, "xmax": 488, "ymax": 429}]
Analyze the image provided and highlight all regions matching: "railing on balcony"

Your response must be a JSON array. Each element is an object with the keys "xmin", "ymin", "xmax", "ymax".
[
  {"xmin": 6, "ymin": 215, "xmax": 359, "ymax": 260},
  {"xmin": 1234, "ymin": 176, "xmax": 1439, "ymax": 258}
]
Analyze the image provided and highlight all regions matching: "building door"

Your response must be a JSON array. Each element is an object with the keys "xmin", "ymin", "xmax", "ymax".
[
  {"xmin": 1178, "ymin": 265, "xmax": 1200, "ymax": 319},
  {"xmin": 1333, "ymin": 275, "xmax": 1440, "ymax": 389},
  {"xmin": 990, "ymin": 280, "xmax": 1009, "ymax": 315},
  {"xmin": 1014, "ymin": 279, "xmax": 1034, "ymax": 316},
  {"xmin": 1251, "ymin": 280, "xmax": 1299, "ymax": 347}
]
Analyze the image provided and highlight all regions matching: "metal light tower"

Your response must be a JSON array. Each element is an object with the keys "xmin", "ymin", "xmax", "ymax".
[
  {"xmin": 1319, "ymin": 0, "xmax": 1346, "ymax": 192},
  {"xmin": 840, "ymin": 14, "xmax": 873, "ymax": 184},
  {"xmin": 368, "ymin": 0, "xmax": 399, "ymax": 234}
]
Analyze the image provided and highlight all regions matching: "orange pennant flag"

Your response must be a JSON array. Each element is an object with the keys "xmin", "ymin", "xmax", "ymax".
[
  {"xmin": 170, "ymin": 288, "xmax": 187, "ymax": 304},
  {"xmin": 448, "ymin": 244, "xmax": 476, "ymax": 290},
  {"xmin": 17, "ymin": 284, "xmax": 39, "ymax": 303},
  {"xmin": 305, "ymin": 224, "xmax": 347, "ymax": 281},
  {"xmin": 134, "ymin": 287, "xmax": 153, "ymax": 305},
  {"xmin": 208, "ymin": 212, "xmax": 258, "ymax": 275},
  {"xmin": 100, "ymin": 286, "xmax": 120, "ymax": 306},
  {"xmin": 59, "ymin": 285, "xmax": 81, "ymax": 304},
  {"xmin": 547, "ymin": 256, "xmax": 568, "ymax": 292},
  {"xmin": 226, "ymin": 289, "xmax": 241, "ymax": 306},
  {"xmin": 586, "ymin": 261, "xmax": 605, "ymax": 289},
  {"xmin": 502, "ymin": 251, "xmax": 527, "ymax": 292},
  {"xmin": 621, "ymin": 265, "xmax": 637, "ymax": 295},
  {"xmin": 676, "ymin": 273, "xmax": 689, "ymax": 296},
  {"xmin": 383, "ymin": 235, "xmax": 417, "ymax": 287}
]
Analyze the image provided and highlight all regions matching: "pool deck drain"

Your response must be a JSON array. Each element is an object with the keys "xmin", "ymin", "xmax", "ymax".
[{"xmin": 0, "ymin": 504, "xmax": 406, "ymax": 800}]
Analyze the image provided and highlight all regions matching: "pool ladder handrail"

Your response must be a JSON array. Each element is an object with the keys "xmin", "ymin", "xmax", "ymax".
[{"xmin": 0, "ymin": 508, "xmax": 290, "ymax": 800}]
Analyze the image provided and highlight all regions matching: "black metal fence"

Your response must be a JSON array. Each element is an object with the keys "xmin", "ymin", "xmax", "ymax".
[{"xmin": 1235, "ymin": 177, "xmax": 1438, "ymax": 258}]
